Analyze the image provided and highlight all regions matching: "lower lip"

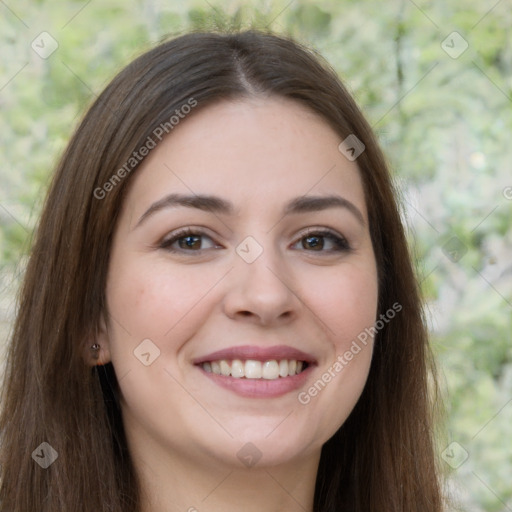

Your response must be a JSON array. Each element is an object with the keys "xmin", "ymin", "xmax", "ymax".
[{"xmin": 197, "ymin": 365, "xmax": 313, "ymax": 398}]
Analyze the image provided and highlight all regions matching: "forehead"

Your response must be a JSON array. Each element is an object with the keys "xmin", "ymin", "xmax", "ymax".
[{"xmin": 123, "ymin": 97, "xmax": 367, "ymax": 221}]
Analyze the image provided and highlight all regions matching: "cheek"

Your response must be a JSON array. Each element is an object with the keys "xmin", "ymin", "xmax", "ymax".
[
  {"xmin": 105, "ymin": 260, "xmax": 224, "ymax": 350},
  {"xmin": 293, "ymin": 261, "xmax": 378, "ymax": 439},
  {"xmin": 301, "ymin": 261, "xmax": 379, "ymax": 347},
  {"xmin": 103, "ymin": 262, "xmax": 224, "ymax": 424}
]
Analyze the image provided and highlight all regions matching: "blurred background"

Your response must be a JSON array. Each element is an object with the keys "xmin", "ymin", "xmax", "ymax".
[{"xmin": 1, "ymin": 0, "xmax": 511, "ymax": 510}]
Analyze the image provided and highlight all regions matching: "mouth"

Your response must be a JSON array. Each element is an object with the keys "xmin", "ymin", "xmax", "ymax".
[
  {"xmin": 200, "ymin": 358, "xmax": 309, "ymax": 379},
  {"xmin": 193, "ymin": 345, "xmax": 316, "ymax": 398}
]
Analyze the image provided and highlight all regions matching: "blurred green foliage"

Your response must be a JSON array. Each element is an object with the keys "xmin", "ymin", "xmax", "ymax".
[{"xmin": 1, "ymin": 1, "xmax": 511, "ymax": 510}]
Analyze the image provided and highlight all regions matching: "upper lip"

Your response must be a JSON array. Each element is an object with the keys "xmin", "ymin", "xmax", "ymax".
[{"xmin": 193, "ymin": 345, "xmax": 317, "ymax": 365}]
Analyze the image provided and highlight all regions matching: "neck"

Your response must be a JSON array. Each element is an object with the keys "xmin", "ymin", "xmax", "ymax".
[{"xmin": 133, "ymin": 436, "xmax": 320, "ymax": 512}]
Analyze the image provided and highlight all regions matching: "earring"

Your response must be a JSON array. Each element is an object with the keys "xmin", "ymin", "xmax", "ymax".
[{"xmin": 91, "ymin": 343, "xmax": 100, "ymax": 361}]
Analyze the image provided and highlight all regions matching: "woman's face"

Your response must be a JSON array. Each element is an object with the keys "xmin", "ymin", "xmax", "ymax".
[{"xmin": 100, "ymin": 97, "xmax": 378, "ymax": 470}]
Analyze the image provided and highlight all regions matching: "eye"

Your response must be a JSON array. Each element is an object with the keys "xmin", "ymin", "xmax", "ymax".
[
  {"xmin": 291, "ymin": 228, "xmax": 351, "ymax": 253},
  {"xmin": 159, "ymin": 228, "xmax": 221, "ymax": 253}
]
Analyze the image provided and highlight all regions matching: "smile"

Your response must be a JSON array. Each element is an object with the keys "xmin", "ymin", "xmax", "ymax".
[
  {"xmin": 194, "ymin": 344, "xmax": 316, "ymax": 397},
  {"xmin": 201, "ymin": 359, "xmax": 307, "ymax": 379}
]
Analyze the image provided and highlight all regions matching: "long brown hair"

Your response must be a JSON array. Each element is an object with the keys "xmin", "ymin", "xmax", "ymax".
[{"xmin": 0, "ymin": 30, "xmax": 443, "ymax": 511}]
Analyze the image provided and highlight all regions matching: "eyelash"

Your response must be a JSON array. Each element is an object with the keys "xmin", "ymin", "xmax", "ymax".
[
  {"xmin": 297, "ymin": 228, "xmax": 351, "ymax": 252},
  {"xmin": 158, "ymin": 227, "xmax": 351, "ymax": 254}
]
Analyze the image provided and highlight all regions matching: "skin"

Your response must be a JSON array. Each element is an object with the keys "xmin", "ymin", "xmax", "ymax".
[{"xmin": 93, "ymin": 97, "xmax": 379, "ymax": 512}]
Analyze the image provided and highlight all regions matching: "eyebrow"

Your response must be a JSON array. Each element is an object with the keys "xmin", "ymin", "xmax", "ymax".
[
  {"xmin": 284, "ymin": 195, "xmax": 365, "ymax": 226},
  {"xmin": 135, "ymin": 193, "xmax": 366, "ymax": 228}
]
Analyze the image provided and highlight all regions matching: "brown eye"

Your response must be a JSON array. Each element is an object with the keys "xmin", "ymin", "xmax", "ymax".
[
  {"xmin": 159, "ymin": 228, "xmax": 221, "ymax": 253},
  {"xmin": 292, "ymin": 229, "xmax": 351, "ymax": 253},
  {"xmin": 178, "ymin": 235, "xmax": 202, "ymax": 250},
  {"xmin": 302, "ymin": 235, "xmax": 324, "ymax": 251}
]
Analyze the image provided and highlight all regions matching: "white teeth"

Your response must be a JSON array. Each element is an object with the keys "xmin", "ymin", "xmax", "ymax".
[
  {"xmin": 245, "ymin": 360, "xmax": 262, "ymax": 379},
  {"xmin": 262, "ymin": 360, "xmax": 280, "ymax": 379},
  {"xmin": 231, "ymin": 359, "xmax": 244, "ymax": 378},
  {"xmin": 220, "ymin": 360, "xmax": 231, "ymax": 377},
  {"xmin": 201, "ymin": 359, "xmax": 306, "ymax": 379}
]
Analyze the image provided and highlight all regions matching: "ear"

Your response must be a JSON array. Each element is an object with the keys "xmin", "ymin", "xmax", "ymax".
[{"xmin": 84, "ymin": 313, "xmax": 112, "ymax": 367}]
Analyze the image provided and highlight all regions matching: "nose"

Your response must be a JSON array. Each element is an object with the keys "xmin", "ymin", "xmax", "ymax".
[{"xmin": 222, "ymin": 248, "xmax": 300, "ymax": 326}]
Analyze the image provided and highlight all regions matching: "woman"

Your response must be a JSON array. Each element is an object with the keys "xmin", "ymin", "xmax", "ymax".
[{"xmin": 0, "ymin": 30, "xmax": 443, "ymax": 511}]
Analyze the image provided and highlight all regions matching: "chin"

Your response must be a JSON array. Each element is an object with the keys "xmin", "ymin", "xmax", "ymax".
[{"xmin": 208, "ymin": 422, "xmax": 322, "ymax": 469}]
